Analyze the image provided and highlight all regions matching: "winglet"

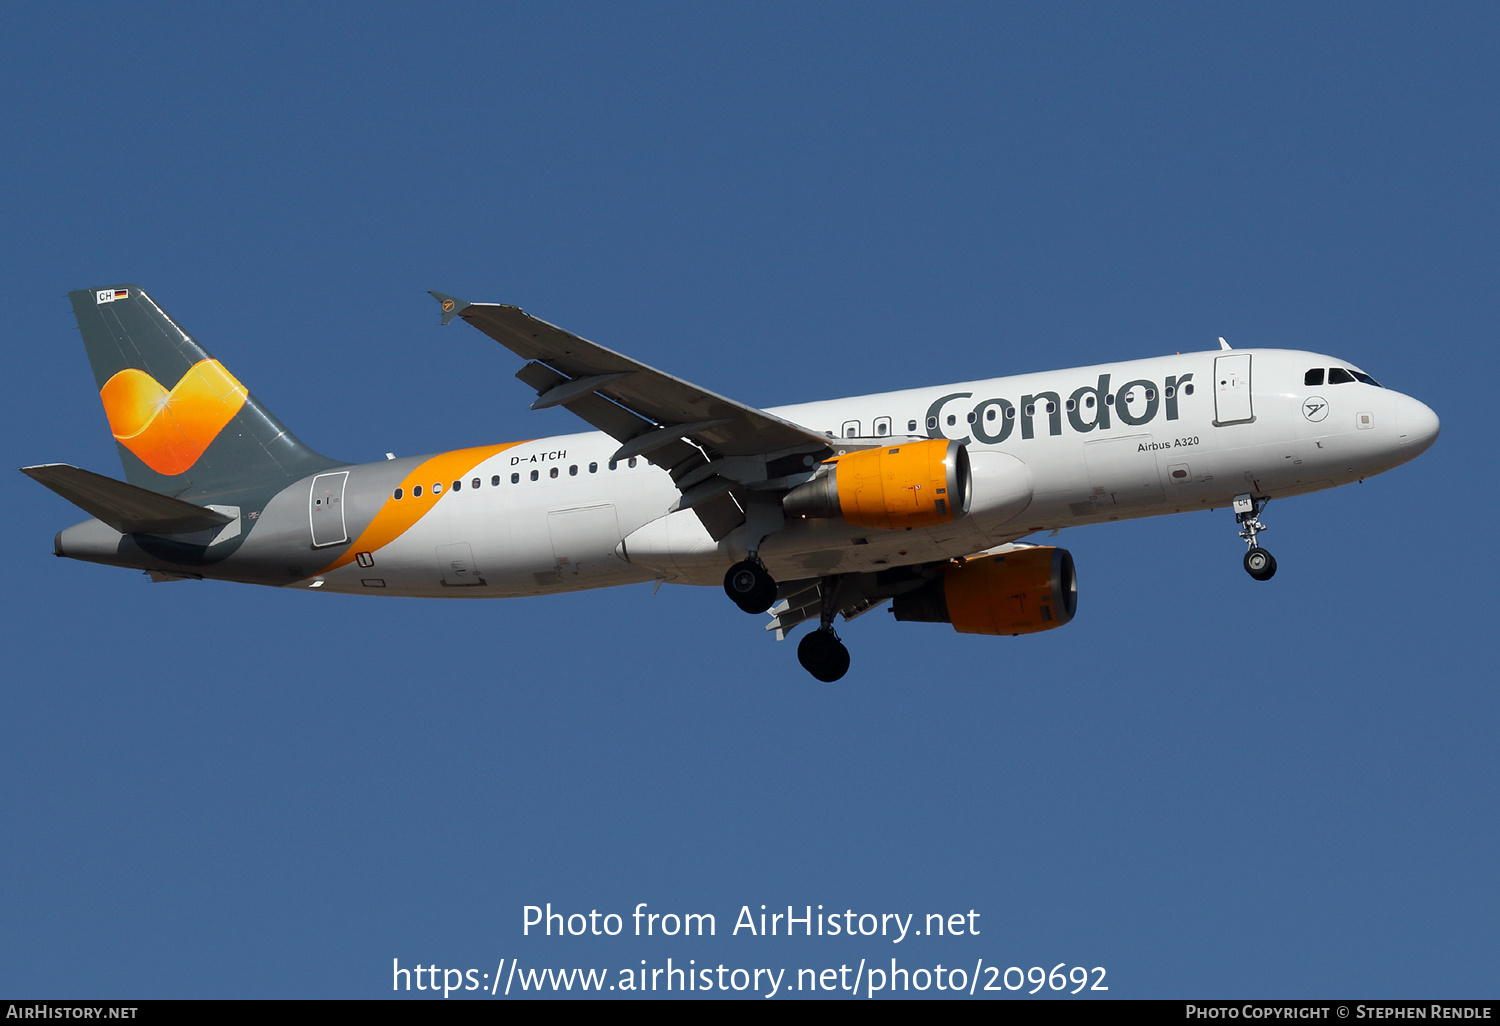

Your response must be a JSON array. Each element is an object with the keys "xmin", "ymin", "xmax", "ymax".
[
  {"xmin": 428, "ymin": 290, "xmax": 470, "ymax": 326},
  {"xmin": 1219, "ymin": 336, "xmax": 1232, "ymax": 350}
]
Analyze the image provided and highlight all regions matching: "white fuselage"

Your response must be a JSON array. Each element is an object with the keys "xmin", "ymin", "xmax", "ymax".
[{"xmin": 271, "ymin": 347, "xmax": 1435, "ymax": 598}]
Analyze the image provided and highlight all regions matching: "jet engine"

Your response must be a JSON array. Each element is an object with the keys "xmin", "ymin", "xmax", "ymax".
[
  {"xmin": 891, "ymin": 546, "xmax": 1077, "ymax": 635},
  {"xmin": 782, "ymin": 439, "xmax": 971, "ymax": 531}
]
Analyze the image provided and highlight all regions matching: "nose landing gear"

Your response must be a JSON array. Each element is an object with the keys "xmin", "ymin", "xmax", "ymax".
[{"xmin": 1234, "ymin": 493, "xmax": 1277, "ymax": 581}]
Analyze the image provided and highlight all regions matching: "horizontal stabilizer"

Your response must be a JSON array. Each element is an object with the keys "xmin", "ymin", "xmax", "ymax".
[{"xmin": 21, "ymin": 464, "xmax": 235, "ymax": 535}]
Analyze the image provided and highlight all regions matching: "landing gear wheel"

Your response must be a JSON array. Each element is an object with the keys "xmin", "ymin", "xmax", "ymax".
[
  {"xmin": 797, "ymin": 629, "xmax": 850, "ymax": 682},
  {"xmin": 724, "ymin": 559, "xmax": 777, "ymax": 613},
  {"xmin": 1243, "ymin": 547, "xmax": 1277, "ymax": 581}
]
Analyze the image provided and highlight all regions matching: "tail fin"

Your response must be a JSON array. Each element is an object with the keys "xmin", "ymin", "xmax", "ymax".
[{"xmin": 69, "ymin": 284, "xmax": 339, "ymax": 498}]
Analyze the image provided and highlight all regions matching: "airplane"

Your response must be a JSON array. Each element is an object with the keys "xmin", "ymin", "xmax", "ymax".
[{"xmin": 24, "ymin": 285, "xmax": 1440, "ymax": 681}]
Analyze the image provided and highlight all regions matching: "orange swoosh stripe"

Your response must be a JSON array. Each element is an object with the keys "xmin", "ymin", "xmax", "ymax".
[
  {"xmin": 100, "ymin": 359, "xmax": 249, "ymax": 476},
  {"xmin": 317, "ymin": 442, "xmax": 530, "ymax": 575}
]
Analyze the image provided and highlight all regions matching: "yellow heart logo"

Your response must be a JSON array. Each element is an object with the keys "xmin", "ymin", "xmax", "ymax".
[{"xmin": 99, "ymin": 360, "xmax": 249, "ymax": 476}]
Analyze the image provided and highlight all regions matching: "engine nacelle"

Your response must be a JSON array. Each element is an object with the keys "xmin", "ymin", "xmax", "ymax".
[
  {"xmin": 891, "ymin": 546, "xmax": 1077, "ymax": 635},
  {"xmin": 782, "ymin": 438, "xmax": 971, "ymax": 531}
]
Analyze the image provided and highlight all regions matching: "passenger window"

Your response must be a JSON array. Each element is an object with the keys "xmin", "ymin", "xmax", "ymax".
[
  {"xmin": 394, "ymin": 488, "xmax": 403, "ymax": 500},
  {"xmin": 432, "ymin": 482, "xmax": 442, "ymax": 494},
  {"xmin": 1005, "ymin": 407, "xmax": 1015, "ymax": 420},
  {"xmin": 986, "ymin": 408, "xmax": 997, "ymax": 421},
  {"xmin": 628, "ymin": 457, "xmax": 638, "ymax": 468},
  {"xmin": 1046, "ymin": 401, "xmax": 1057, "ymax": 414},
  {"xmin": 589, "ymin": 462, "xmax": 598, "ymax": 473},
  {"xmin": 609, "ymin": 460, "xmax": 618, "ymax": 470},
  {"xmin": 510, "ymin": 473, "xmax": 519, "ymax": 484},
  {"xmin": 1328, "ymin": 368, "xmax": 1355, "ymax": 384},
  {"xmin": 569, "ymin": 465, "xmax": 578, "ymax": 476},
  {"xmin": 907, "ymin": 420, "xmax": 917, "ymax": 432},
  {"xmin": 452, "ymin": 479, "xmax": 461, "ymax": 492},
  {"xmin": 843, "ymin": 420, "xmax": 860, "ymax": 437},
  {"xmin": 1184, "ymin": 384, "xmax": 1194, "ymax": 395},
  {"xmin": 966, "ymin": 412, "xmax": 975, "ymax": 424},
  {"xmin": 926, "ymin": 416, "xmax": 938, "ymax": 430},
  {"xmin": 946, "ymin": 414, "xmax": 956, "ymax": 426},
  {"xmin": 491, "ymin": 475, "xmax": 500, "ymax": 486},
  {"xmin": 472, "ymin": 477, "xmax": 481, "ymax": 489},
  {"xmin": 413, "ymin": 485, "xmax": 422, "ymax": 497},
  {"xmin": 874, "ymin": 416, "xmax": 891, "ymax": 436},
  {"xmin": 1065, "ymin": 398, "xmax": 1076, "ymax": 412},
  {"xmin": 530, "ymin": 470, "xmax": 538, "ymax": 481},
  {"xmin": 1305, "ymin": 368, "xmax": 1325, "ymax": 386},
  {"xmin": 549, "ymin": 467, "xmax": 559, "ymax": 478}
]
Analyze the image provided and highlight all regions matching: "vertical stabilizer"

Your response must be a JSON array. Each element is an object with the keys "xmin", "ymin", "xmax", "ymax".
[{"xmin": 69, "ymin": 285, "xmax": 340, "ymax": 499}]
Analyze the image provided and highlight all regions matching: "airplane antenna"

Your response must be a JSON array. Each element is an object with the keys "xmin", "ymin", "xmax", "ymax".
[{"xmin": 1219, "ymin": 337, "xmax": 1232, "ymax": 350}]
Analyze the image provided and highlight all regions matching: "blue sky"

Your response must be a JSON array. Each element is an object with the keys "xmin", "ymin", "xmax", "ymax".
[{"xmin": 2, "ymin": 3, "xmax": 1495, "ymax": 998}]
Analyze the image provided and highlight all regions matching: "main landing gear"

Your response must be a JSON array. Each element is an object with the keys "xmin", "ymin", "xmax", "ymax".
[
  {"xmin": 724, "ymin": 503, "xmax": 785, "ymax": 614},
  {"xmin": 798, "ymin": 628, "xmax": 850, "ymax": 683},
  {"xmin": 1234, "ymin": 493, "xmax": 1277, "ymax": 582},
  {"xmin": 724, "ymin": 518, "xmax": 853, "ymax": 680},
  {"xmin": 797, "ymin": 574, "xmax": 851, "ymax": 682},
  {"xmin": 724, "ymin": 558, "xmax": 850, "ymax": 681},
  {"xmin": 724, "ymin": 558, "xmax": 776, "ymax": 613}
]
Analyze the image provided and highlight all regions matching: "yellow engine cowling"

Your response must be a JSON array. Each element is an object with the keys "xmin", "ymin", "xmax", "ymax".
[
  {"xmin": 890, "ymin": 546, "xmax": 1077, "ymax": 635},
  {"xmin": 782, "ymin": 438, "xmax": 971, "ymax": 530}
]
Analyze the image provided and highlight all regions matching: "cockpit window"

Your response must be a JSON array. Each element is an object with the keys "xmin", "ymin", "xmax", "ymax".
[
  {"xmin": 1327, "ymin": 367, "xmax": 1355, "ymax": 385},
  {"xmin": 1349, "ymin": 369, "xmax": 1382, "ymax": 387},
  {"xmin": 1304, "ymin": 368, "xmax": 1325, "ymax": 386}
]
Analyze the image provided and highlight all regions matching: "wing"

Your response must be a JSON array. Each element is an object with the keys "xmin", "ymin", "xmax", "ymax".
[
  {"xmin": 761, "ymin": 543, "xmax": 1038, "ymax": 640},
  {"xmin": 763, "ymin": 563, "xmax": 946, "ymax": 640},
  {"xmin": 764, "ymin": 577, "xmax": 891, "ymax": 641},
  {"xmin": 432, "ymin": 292, "xmax": 834, "ymax": 539}
]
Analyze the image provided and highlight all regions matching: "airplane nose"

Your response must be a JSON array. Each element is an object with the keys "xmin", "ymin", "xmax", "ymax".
[{"xmin": 1395, "ymin": 394, "xmax": 1440, "ymax": 456}]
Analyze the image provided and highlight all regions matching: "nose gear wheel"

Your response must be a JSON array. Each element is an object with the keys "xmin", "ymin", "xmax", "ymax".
[
  {"xmin": 1233, "ymin": 493, "xmax": 1276, "ymax": 581},
  {"xmin": 1243, "ymin": 547, "xmax": 1277, "ymax": 581}
]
